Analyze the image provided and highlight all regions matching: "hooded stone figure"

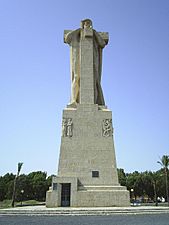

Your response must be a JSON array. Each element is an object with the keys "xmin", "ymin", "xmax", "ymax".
[{"xmin": 64, "ymin": 19, "xmax": 108, "ymax": 106}]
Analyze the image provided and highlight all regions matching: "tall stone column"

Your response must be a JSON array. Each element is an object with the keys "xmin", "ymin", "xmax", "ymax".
[{"xmin": 79, "ymin": 26, "xmax": 94, "ymax": 104}]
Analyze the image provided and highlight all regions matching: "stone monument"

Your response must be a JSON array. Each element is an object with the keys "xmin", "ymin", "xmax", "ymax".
[{"xmin": 46, "ymin": 19, "xmax": 130, "ymax": 207}]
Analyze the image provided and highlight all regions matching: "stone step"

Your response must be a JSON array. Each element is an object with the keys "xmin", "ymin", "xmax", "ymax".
[
  {"xmin": 1, "ymin": 207, "xmax": 169, "ymax": 215},
  {"xmin": 78, "ymin": 185, "xmax": 127, "ymax": 191}
]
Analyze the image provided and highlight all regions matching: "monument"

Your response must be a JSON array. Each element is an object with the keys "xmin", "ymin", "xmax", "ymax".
[{"xmin": 46, "ymin": 19, "xmax": 130, "ymax": 207}]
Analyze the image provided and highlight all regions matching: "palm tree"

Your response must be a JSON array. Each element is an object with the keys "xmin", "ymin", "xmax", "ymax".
[
  {"xmin": 157, "ymin": 155, "xmax": 169, "ymax": 206},
  {"xmin": 11, "ymin": 162, "xmax": 23, "ymax": 207}
]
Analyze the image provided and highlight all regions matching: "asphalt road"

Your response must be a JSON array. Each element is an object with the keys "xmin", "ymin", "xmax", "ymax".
[{"xmin": 0, "ymin": 214, "xmax": 169, "ymax": 225}]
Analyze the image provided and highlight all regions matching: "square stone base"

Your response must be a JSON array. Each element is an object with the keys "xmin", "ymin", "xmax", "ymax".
[
  {"xmin": 46, "ymin": 104, "xmax": 130, "ymax": 207},
  {"xmin": 46, "ymin": 176, "xmax": 130, "ymax": 207}
]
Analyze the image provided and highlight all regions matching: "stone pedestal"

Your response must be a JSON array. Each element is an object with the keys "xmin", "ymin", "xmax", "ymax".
[{"xmin": 46, "ymin": 104, "xmax": 130, "ymax": 207}]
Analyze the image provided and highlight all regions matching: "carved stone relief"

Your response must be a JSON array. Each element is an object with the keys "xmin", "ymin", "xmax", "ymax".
[
  {"xmin": 102, "ymin": 119, "xmax": 112, "ymax": 137},
  {"xmin": 62, "ymin": 118, "xmax": 73, "ymax": 137}
]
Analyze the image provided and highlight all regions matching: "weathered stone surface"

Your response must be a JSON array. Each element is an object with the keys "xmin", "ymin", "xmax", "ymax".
[
  {"xmin": 46, "ymin": 104, "xmax": 130, "ymax": 207},
  {"xmin": 46, "ymin": 19, "xmax": 130, "ymax": 207},
  {"xmin": 58, "ymin": 105, "xmax": 118, "ymax": 186}
]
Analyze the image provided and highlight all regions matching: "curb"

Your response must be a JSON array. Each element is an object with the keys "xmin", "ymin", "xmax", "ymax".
[{"xmin": 0, "ymin": 206, "xmax": 169, "ymax": 216}]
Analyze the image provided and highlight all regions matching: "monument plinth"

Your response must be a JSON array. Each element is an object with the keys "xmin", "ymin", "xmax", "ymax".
[{"xmin": 46, "ymin": 19, "xmax": 130, "ymax": 207}]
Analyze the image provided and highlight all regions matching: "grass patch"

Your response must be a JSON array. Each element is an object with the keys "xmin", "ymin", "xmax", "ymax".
[
  {"xmin": 16, "ymin": 199, "xmax": 45, "ymax": 206},
  {"xmin": 0, "ymin": 199, "xmax": 12, "ymax": 209},
  {"xmin": 0, "ymin": 199, "xmax": 45, "ymax": 209}
]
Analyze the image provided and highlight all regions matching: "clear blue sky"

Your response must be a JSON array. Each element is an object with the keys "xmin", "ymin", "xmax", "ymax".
[{"xmin": 0, "ymin": 0, "xmax": 169, "ymax": 176}]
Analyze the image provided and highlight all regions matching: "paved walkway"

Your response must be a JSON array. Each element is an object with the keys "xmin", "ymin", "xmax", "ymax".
[{"xmin": 1, "ymin": 205, "xmax": 169, "ymax": 215}]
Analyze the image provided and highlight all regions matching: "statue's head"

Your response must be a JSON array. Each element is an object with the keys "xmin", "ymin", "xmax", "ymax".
[{"xmin": 81, "ymin": 19, "xmax": 93, "ymax": 29}]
